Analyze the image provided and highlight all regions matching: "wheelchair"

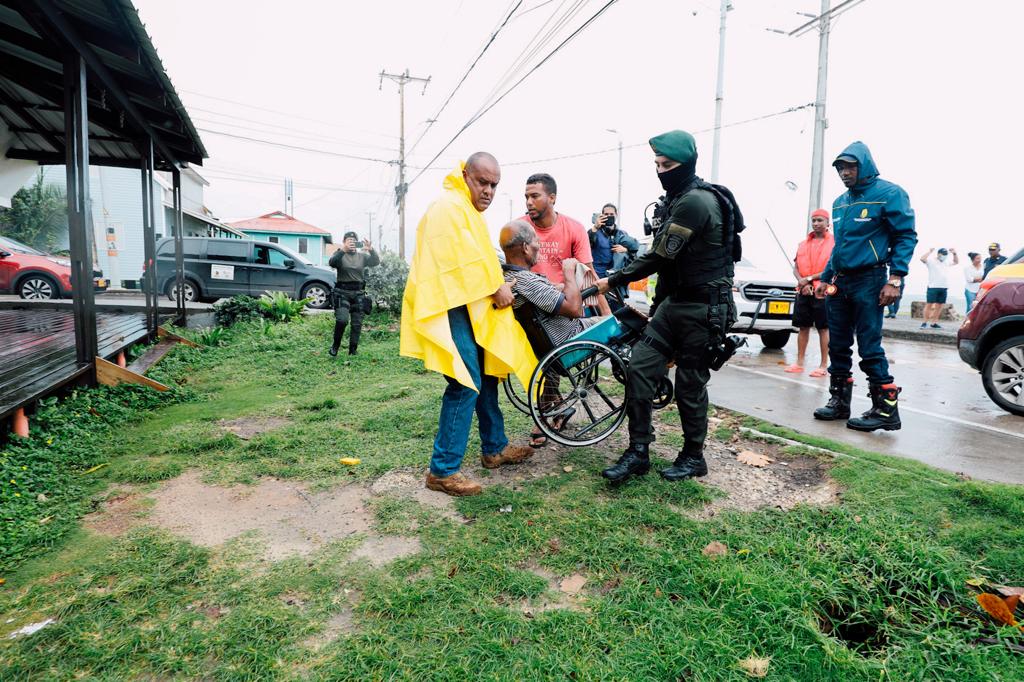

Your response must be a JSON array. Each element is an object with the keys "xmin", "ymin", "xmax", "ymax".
[{"xmin": 503, "ymin": 285, "xmax": 673, "ymax": 447}]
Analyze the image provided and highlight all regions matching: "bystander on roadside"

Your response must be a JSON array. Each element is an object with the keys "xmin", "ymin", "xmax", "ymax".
[
  {"xmin": 920, "ymin": 247, "xmax": 958, "ymax": 329},
  {"xmin": 787, "ymin": 209, "xmax": 834, "ymax": 377},
  {"xmin": 983, "ymin": 242, "xmax": 1007, "ymax": 277},
  {"xmin": 964, "ymin": 251, "xmax": 983, "ymax": 312}
]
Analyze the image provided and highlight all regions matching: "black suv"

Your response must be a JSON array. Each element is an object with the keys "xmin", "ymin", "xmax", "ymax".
[{"xmin": 154, "ymin": 237, "xmax": 334, "ymax": 308}]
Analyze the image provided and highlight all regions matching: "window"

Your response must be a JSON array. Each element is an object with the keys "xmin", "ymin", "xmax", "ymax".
[
  {"xmin": 254, "ymin": 245, "xmax": 291, "ymax": 267},
  {"xmin": 268, "ymin": 236, "xmax": 279, "ymax": 244},
  {"xmin": 298, "ymin": 237, "xmax": 308, "ymax": 254},
  {"xmin": 157, "ymin": 238, "xmax": 202, "ymax": 258},
  {"xmin": 206, "ymin": 240, "xmax": 250, "ymax": 262}
]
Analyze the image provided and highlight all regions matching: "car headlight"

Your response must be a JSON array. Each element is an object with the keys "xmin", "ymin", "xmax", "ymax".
[{"xmin": 47, "ymin": 257, "xmax": 72, "ymax": 268}]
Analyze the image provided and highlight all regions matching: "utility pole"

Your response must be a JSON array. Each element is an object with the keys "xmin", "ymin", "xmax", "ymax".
[
  {"xmin": 379, "ymin": 69, "xmax": 430, "ymax": 259},
  {"xmin": 606, "ymin": 129, "xmax": 623, "ymax": 219},
  {"xmin": 771, "ymin": 0, "xmax": 865, "ymax": 217},
  {"xmin": 807, "ymin": 0, "xmax": 831, "ymax": 215},
  {"xmin": 366, "ymin": 211, "xmax": 375, "ymax": 244},
  {"xmin": 284, "ymin": 177, "xmax": 293, "ymax": 215},
  {"xmin": 710, "ymin": 0, "xmax": 733, "ymax": 183}
]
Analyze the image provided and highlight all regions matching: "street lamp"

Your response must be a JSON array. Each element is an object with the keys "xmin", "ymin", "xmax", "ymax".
[{"xmin": 605, "ymin": 128, "xmax": 623, "ymax": 222}]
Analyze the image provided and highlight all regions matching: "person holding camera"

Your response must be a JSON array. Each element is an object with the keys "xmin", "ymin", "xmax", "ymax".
[
  {"xmin": 590, "ymin": 204, "xmax": 638, "ymax": 304},
  {"xmin": 328, "ymin": 231, "xmax": 379, "ymax": 356},
  {"xmin": 595, "ymin": 130, "xmax": 743, "ymax": 484}
]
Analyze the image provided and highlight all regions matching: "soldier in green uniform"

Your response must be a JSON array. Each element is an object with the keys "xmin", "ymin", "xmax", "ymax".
[
  {"xmin": 328, "ymin": 231, "xmax": 380, "ymax": 356},
  {"xmin": 596, "ymin": 130, "xmax": 743, "ymax": 483}
]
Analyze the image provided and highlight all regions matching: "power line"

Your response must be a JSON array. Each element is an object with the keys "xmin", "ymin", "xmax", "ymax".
[
  {"xmin": 181, "ymin": 89, "xmax": 397, "ymax": 139},
  {"xmin": 196, "ymin": 127, "xmax": 395, "ymax": 164},
  {"xmin": 410, "ymin": 0, "xmax": 620, "ymax": 185},
  {"xmin": 407, "ymin": 0, "xmax": 524, "ymax": 157},
  {"xmin": 189, "ymin": 108, "xmax": 397, "ymax": 152},
  {"xmin": 201, "ymin": 173, "xmax": 388, "ymax": 194}
]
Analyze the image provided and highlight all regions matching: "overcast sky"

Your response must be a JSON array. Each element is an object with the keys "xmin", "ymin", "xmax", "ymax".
[{"xmin": 135, "ymin": 0, "xmax": 1024, "ymax": 290}]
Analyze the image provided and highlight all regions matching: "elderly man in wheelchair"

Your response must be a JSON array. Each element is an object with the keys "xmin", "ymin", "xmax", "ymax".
[{"xmin": 499, "ymin": 220, "xmax": 673, "ymax": 449}]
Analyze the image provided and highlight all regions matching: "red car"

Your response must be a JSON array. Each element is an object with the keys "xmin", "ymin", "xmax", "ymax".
[
  {"xmin": 0, "ymin": 235, "xmax": 108, "ymax": 299},
  {"xmin": 957, "ymin": 276, "xmax": 1024, "ymax": 416}
]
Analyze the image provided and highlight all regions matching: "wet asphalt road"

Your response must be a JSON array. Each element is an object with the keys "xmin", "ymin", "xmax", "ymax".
[{"xmin": 709, "ymin": 335, "xmax": 1024, "ymax": 485}]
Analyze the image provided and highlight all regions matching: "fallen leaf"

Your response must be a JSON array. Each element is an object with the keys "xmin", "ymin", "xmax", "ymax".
[
  {"xmin": 853, "ymin": 515, "xmax": 863, "ymax": 523},
  {"xmin": 559, "ymin": 574, "xmax": 587, "ymax": 595},
  {"xmin": 447, "ymin": 565, "xmax": 459, "ymax": 579},
  {"xmin": 547, "ymin": 537, "xmax": 562, "ymax": 554},
  {"xmin": 654, "ymin": 588, "xmax": 662, "ymax": 598},
  {"xmin": 36, "ymin": 493, "xmax": 47, "ymax": 503},
  {"xmin": 994, "ymin": 585, "xmax": 1024, "ymax": 598},
  {"xmin": 1006, "ymin": 594, "xmax": 1020, "ymax": 614},
  {"xmin": 736, "ymin": 548, "xmax": 751, "ymax": 556},
  {"xmin": 338, "ymin": 457, "xmax": 361, "ymax": 466},
  {"xmin": 562, "ymin": 466, "xmax": 574, "ymax": 473},
  {"xmin": 738, "ymin": 656, "xmax": 771, "ymax": 678},
  {"xmin": 965, "ymin": 577, "xmax": 988, "ymax": 588},
  {"xmin": 702, "ymin": 541, "xmax": 728, "ymax": 558},
  {"xmin": 977, "ymin": 593, "xmax": 1019, "ymax": 627},
  {"xmin": 737, "ymin": 451, "xmax": 774, "ymax": 467},
  {"xmin": 82, "ymin": 463, "xmax": 108, "ymax": 475}
]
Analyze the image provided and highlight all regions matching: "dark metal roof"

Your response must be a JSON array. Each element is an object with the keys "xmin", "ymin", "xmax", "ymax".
[{"xmin": 0, "ymin": 0, "xmax": 206, "ymax": 171}]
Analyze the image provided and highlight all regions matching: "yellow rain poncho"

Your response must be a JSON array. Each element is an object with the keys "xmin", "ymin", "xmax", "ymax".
[{"xmin": 400, "ymin": 163, "xmax": 537, "ymax": 390}]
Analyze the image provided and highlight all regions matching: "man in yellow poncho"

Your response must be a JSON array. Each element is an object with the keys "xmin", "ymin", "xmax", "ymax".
[{"xmin": 400, "ymin": 152, "xmax": 538, "ymax": 497}]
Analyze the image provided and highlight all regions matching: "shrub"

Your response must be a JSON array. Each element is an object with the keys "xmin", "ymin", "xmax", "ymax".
[
  {"xmin": 364, "ymin": 251, "xmax": 409, "ymax": 313},
  {"xmin": 194, "ymin": 326, "xmax": 230, "ymax": 347},
  {"xmin": 213, "ymin": 295, "xmax": 262, "ymax": 327},
  {"xmin": 258, "ymin": 292, "xmax": 309, "ymax": 322}
]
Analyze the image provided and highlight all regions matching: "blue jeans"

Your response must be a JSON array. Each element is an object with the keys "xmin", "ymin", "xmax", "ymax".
[
  {"xmin": 430, "ymin": 306, "xmax": 508, "ymax": 477},
  {"xmin": 965, "ymin": 289, "xmax": 976, "ymax": 312},
  {"xmin": 826, "ymin": 268, "xmax": 893, "ymax": 385}
]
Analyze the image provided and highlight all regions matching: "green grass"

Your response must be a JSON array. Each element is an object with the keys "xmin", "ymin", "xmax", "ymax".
[{"xmin": 1, "ymin": 313, "xmax": 1021, "ymax": 680}]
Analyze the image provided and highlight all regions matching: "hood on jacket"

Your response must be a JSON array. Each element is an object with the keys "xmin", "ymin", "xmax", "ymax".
[
  {"xmin": 442, "ymin": 162, "xmax": 473, "ymax": 205},
  {"xmin": 833, "ymin": 141, "xmax": 879, "ymax": 190}
]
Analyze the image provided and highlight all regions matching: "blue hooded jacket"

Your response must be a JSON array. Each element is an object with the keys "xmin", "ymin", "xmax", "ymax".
[{"xmin": 822, "ymin": 142, "xmax": 917, "ymax": 280}]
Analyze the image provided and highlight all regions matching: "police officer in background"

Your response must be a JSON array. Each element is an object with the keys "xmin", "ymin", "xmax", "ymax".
[
  {"xmin": 328, "ymin": 231, "xmax": 380, "ymax": 356},
  {"xmin": 596, "ymin": 129, "xmax": 742, "ymax": 483}
]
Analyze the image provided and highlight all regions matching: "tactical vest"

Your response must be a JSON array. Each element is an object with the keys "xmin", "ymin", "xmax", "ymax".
[{"xmin": 659, "ymin": 178, "xmax": 745, "ymax": 290}]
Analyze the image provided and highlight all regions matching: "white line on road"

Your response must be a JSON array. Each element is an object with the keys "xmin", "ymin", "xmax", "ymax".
[{"xmin": 722, "ymin": 364, "xmax": 1024, "ymax": 441}]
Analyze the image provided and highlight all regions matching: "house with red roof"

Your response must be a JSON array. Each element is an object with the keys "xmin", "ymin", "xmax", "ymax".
[{"xmin": 228, "ymin": 211, "xmax": 333, "ymax": 266}]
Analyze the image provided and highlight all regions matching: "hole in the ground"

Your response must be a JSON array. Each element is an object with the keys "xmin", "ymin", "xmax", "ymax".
[{"xmin": 817, "ymin": 601, "xmax": 889, "ymax": 655}]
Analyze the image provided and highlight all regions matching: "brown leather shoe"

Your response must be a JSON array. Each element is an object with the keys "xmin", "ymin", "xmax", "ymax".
[
  {"xmin": 481, "ymin": 444, "xmax": 535, "ymax": 469},
  {"xmin": 425, "ymin": 472, "xmax": 482, "ymax": 497}
]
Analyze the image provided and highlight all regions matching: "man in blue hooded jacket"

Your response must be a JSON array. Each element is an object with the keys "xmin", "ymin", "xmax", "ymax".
[{"xmin": 812, "ymin": 142, "xmax": 917, "ymax": 431}]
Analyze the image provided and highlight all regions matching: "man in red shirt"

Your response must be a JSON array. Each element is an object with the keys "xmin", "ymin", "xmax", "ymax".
[
  {"xmin": 788, "ymin": 209, "xmax": 835, "ymax": 377},
  {"xmin": 521, "ymin": 173, "xmax": 609, "ymax": 314}
]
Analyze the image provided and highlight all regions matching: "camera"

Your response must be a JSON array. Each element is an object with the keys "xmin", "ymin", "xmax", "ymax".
[{"xmin": 354, "ymin": 241, "xmax": 364, "ymax": 249}]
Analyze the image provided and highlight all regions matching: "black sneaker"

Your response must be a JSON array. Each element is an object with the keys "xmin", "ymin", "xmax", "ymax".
[
  {"xmin": 930, "ymin": 324, "xmax": 941, "ymax": 329},
  {"xmin": 919, "ymin": 323, "xmax": 927, "ymax": 329}
]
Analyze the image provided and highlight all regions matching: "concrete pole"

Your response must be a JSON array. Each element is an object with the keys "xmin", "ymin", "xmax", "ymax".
[
  {"xmin": 808, "ymin": 0, "xmax": 831, "ymax": 215},
  {"xmin": 617, "ymin": 139, "xmax": 623, "ymax": 220},
  {"xmin": 710, "ymin": 0, "xmax": 732, "ymax": 183},
  {"xmin": 397, "ymin": 74, "xmax": 406, "ymax": 259}
]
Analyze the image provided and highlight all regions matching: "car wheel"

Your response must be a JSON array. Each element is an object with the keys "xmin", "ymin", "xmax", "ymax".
[
  {"xmin": 167, "ymin": 278, "xmax": 199, "ymax": 303},
  {"xmin": 18, "ymin": 275, "xmax": 59, "ymax": 300},
  {"xmin": 760, "ymin": 330, "xmax": 791, "ymax": 350},
  {"xmin": 301, "ymin": 282, "xmax": 331, "ymax": 309},
  {"xmin": 981, "ymin": 335, "xmax": 1024, "ymax": 416}
]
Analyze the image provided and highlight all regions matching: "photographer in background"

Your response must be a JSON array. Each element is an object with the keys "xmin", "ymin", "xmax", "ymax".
[
  {"xmin": 590, "ymin": 203, "xmax": 638, "ymax": 302},
  {"xmin": 328, "ymin": 231, "xmax": 379, "ymax": 357}
]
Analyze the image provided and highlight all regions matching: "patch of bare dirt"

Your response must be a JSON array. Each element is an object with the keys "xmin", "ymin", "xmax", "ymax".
[
  {"xmin": 302, "ymin": 588, "xmax": 361, "ymax": 650},
  {"xmin": 217, "ymin": 416, "xmax": 290, "ymax": 440},
  {"xmin": 83, "ymin": 490, "xmax": 146, "ymax": 535},
  {"xmin": 349, "ymin": 536, "xmax": 422, "ymax": 567},
  {"xmin": 370, "ymin": 470, "xmax": 459, "ymax": 516},
  {"xmin": 146, "ymin": 471, "xmax": 375, "ymax": 560}
]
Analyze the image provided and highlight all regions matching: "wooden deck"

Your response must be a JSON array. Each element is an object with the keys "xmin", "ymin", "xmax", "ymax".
[{"xmin": 0, "ymin": 310, "xmax": 153, "ymax": 420}]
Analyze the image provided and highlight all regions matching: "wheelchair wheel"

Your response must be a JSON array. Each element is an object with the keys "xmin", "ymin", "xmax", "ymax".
[
  {"xmin": 653, "ymin": 376, "xmax": 674, "ymax": 409},
  {"xmin": 528, "ymin": 339, "xmax": 628, "ymax": 447},
  {"xmin": 502, "ymin": 374, "xmax": 531, "ymax": 415}
]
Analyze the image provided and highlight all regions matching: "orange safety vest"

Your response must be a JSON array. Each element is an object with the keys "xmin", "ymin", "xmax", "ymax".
[{"xmin": 795, "ymin": 231, "xmax": 835, "ymax": 286}]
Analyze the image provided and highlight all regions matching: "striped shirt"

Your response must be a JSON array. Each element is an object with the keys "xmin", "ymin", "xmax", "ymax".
[{"xmin": 504, "ymin": 266, "xmax": 597, "ymax": 345}]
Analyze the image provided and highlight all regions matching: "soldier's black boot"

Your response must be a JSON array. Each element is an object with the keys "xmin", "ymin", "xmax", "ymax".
[
  {"xmin": 813, "ymin": 375, "xmax": 853, "ymax": 420},
  {"xmin": 329, "ymin": 322, "xmax": 346, "ymax": 357},
  {"xmin": 847, "ymin": 384, "xmax": 902, "ymax": 432},
  {"xmin": 660, "ymin": 449, "xmax": 708, "ymax": 481},
  {"xmin": 601, "ymin": 443, "xmax": 650, "ymax": 483},
  {"xmin": 348, "ymin": 344, "xmax": 357, "ymax": 355}
]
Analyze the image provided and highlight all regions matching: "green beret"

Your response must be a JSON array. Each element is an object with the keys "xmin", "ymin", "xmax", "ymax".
[{"xmin": 649, "ymin": 130, "xmax": 697, "ymax": 164}]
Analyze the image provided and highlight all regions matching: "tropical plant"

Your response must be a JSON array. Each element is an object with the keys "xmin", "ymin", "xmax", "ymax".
[
  {"xmin": 0, "ymin": 171, "xmax": 68, "ymax": 252},
  {"xmin": 194, "ymin": 326, "xmax": 230, "ymax": 347},
  {"xmin": 364, "ymin": 251, "xmax": 409, "ymax": 313},
  {"xmin": 257, "ymin": 291, "xmax": 309, "ymax": 322},
  {"xmin": 213, "ymin": 295, "xmax": 263, "ymax": 327}
]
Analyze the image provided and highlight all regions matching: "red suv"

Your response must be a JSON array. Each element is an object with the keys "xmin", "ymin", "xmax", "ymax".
[
  {"xmin": 957, "ymin": 275, "xmax": 1024, "ymax": 416},
  {"xmin": 0, "ymin": 235, "xmax": 108, "ymax": 299}
]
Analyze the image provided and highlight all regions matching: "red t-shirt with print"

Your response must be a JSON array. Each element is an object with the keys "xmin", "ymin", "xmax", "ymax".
[{"xmin": 519, "ymin": 212, "xmax": 593, "ymax": 284}]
